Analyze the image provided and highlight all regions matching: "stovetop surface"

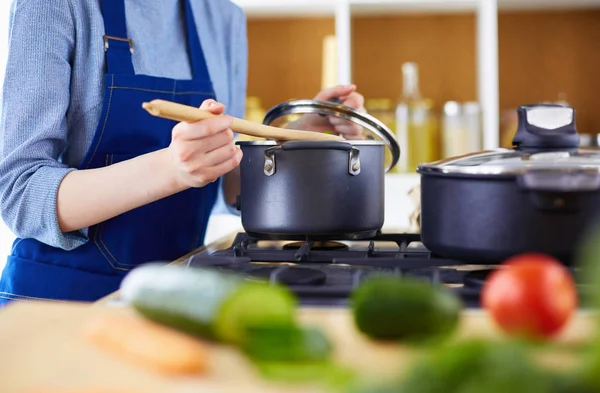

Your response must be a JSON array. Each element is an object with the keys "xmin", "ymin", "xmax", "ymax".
[{"xmin": 184, "ymin": 232, "xmax": 525, "ymax": 308}]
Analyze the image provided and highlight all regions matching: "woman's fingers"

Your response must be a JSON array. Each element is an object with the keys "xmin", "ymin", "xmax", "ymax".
[
  {"xmin": 199, "ymin": 99, "xmax": 226, "ymax": 114},
  {"xmin": 172, "ymin": 115, "xmax": 233, "ymax": 141},
  {"xmin": 200, "ymin": 143, "xmax": 242, "ymax": 167}
]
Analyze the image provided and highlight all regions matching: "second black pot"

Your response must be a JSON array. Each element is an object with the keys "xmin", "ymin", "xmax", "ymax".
[{"xmin": 417, "ymin": 104, "xmax": 600, "ymax": 265}]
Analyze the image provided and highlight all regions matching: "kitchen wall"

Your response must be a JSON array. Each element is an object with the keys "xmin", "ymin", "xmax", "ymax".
[
  {"xmin": 247, "ymin": 18, "xmax": 335, "ymax": 108},
  {"xmin": 247, "ymin": 9, "xmax": 600, "ymax": 135}
]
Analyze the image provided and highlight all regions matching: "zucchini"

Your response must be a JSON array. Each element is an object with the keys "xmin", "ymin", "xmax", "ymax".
[
  {"xmin": 119, "ymin": 264, "xmax": 297, "ymax": 345},
  {"xmin": 351, "ymin": 275, "xmax": 462, "ymax": 343}
]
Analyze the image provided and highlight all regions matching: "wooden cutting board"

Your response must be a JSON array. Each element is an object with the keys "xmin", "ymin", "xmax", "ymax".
[{"xmin": 0, "ymin": 301, "xmax": 596, "ymax": 393}]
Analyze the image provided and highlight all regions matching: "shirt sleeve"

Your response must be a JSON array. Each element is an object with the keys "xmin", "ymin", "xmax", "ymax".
[
  {"xmin": 228, "ymin": 5, "xmax": 248, "ymax": 121},
  {"xmin": 0, "ymin": 0, "xmax": 88, "ymax": 250},
  {"xmin": 215, "ymin": 5, "xmax": 247, "ymax": 217}
]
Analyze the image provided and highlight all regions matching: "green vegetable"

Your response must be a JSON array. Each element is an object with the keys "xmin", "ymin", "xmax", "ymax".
[
  {"xmin": 254, "ymin": 360, "xmax": 356, "ymax": 388},
  {"xmin": 574, "ymin": 221, "xmax": 600, "ymax": 309},
  {"xmin": 243, "ymin": 324, "xmax": 332, "ymax": 362},
  {"xmin": 348, "ymin": 340, "xmax": 554, "ymax": 393},
  {"xmin": 351, "ymin": 275, "xmax": 462, "ymax": 343},
  {"xmin": 547, "ymin": 369, "xmax": 597, "ymax": 393},
  {"xmin": 119, "ymin": 264, "xmax": 297, "ymax": 345}
]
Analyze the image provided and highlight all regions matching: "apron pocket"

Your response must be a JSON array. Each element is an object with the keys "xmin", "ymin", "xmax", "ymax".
[{"xmin": 94, "ymin": 153, "xmax": 209, "ymax": 270}]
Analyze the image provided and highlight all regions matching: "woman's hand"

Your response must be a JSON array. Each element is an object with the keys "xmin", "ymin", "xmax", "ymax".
[
  {"xmin": 287, "ymin": 84, "xmax": 366, "ymax": 140},
  {"xmin": 168, "ymin": 99, "xmax": 243, "ymax": 188},
  {"xmin": 56, "ymin": 99, "xmax": 242, "ymax": 233}
]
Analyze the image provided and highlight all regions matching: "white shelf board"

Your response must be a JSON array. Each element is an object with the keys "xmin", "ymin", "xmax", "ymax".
[
  {"xmin": 499, "ymin": 0, "xmax": 600, "ymax": 10},
  {"xmin": 350, "ymin": 0, "xmax": 479, "ymax": 15},
  {"xmin": 233, "ymin": 0, "xmax": 600, "ymax": 17},
  {"xmin": 233, "ymin": 0, "xmax": 481, "ymax": 17},
  {"xmin": 231, "ymin": 0, "xmax": 337, "ymax": 17}
]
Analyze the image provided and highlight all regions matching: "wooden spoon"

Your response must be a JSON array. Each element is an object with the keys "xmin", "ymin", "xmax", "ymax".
[{"xmin": 141, "ymin": 99, "xmax": 344, "ymax": 141}]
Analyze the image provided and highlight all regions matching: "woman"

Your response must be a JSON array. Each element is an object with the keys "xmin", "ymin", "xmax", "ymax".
[{"xmin": 0, "ymin": 0, "xmax": 365, "ymax": 304}]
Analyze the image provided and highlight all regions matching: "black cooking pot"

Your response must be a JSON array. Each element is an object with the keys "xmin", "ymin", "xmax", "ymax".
[
  {"xmin": 417, "ymin": 103, "xmax": 600, "ymax": 265},
  {"xmin": 235, "ymin": 99, "xmax": 400, "ymax": 240}
]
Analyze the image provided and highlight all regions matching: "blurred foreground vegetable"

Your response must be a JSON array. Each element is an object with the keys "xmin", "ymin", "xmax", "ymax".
[
  {"xmin": 481, "ymin": 253, "xmax": 577, "ymax": 340},
  {"xmin": 119, "ymin": 264, "xmax": 297, "ymax": 346},
  {"xmin": 351, "ymin": 275, "xmax": 462, "ymax": 343},
  {"xmin": 83, "ymin": 311, "xmax": 209, "ymax": 375},
  {"xmin": 346, "ymin": 339, "xmax": 582, "ymax": 393}
]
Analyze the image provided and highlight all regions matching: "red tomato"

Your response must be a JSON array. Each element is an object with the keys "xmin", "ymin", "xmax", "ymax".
[{"xmin": 481, "ymin": 253, "xmax": 578, "ymax": 340}]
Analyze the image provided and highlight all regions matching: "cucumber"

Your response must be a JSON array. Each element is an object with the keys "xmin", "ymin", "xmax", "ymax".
[
  {"xmin": 119, "ymin": 264, "xmax": 297, "ymax": 345},
  {"xmin": 351, "ymin": 275, "xmax": 462, "ymax": 343}
]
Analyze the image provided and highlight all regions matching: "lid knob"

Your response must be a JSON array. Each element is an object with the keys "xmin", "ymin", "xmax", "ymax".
[{"xmin": 512, "ymin": 104, "xmax": 579, "ymax": 150}]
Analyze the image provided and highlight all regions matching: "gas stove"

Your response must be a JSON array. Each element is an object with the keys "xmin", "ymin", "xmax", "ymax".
[{"xmin": 184, "ymin": 232, "xmax": 512, "ymax": 308}]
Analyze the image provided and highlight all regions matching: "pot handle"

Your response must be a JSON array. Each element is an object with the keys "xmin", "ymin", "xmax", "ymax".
[
  {"xmin": 263, "ymin": 145, "xmax": 281, "ymax": 176},
  {"xmin": 517, "ymin": 171, "xmax": 600, "ymax": 192},
  {"xmin": 263, "ymin": 142, "xmax": 361, "ymax": 176}
]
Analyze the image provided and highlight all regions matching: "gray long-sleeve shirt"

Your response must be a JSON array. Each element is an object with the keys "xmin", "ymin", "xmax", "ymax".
[{"xmin": 0, "ymin": 0, "xmax": 247, "ymax": 251}]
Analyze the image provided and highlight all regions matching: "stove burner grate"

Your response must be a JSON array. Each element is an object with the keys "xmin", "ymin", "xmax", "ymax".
[
  {"xmin": 247, "ymin": 266, "xmax": 328, "ymax": 286},
  {"xmin": 185, "ymin": 233, "xmax": 506, "ymax": 308},
  {"xmin": 283, "ymin": 241, "xmax": 348, "ymax": 251}
]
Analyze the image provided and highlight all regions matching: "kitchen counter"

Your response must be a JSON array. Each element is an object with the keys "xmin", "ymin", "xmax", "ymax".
[
  {"xmin": 0, "ymin": 293, "xmax": 596, "ymax": 393},
  {"xmin": 1, "ymin": 228, "xmax": 597, "ymax": 392}
]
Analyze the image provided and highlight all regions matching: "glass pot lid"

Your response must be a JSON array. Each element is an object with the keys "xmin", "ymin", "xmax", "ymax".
[
  {"xmin": 262, "ymin": 99, "xmax": 401, "ymax": 173},
  {"xmin": 418, "ymin": 104, "xmax": 600, "ymax": 176}
]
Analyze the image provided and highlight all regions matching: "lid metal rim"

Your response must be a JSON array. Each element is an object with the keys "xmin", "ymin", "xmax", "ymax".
[
  {"xmin": 235, "ymin": 140, "xmax": 386, "ymax": 146},
  {"xmin": 418, "ymin": 165, "xmax": 600, "ymax": 176},
  {"xmin": 262, "ymin": 99, "xmax": 400, "ymax": 172}
]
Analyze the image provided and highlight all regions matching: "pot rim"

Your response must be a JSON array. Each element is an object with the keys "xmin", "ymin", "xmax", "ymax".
[
  {"xmin": 235, "ymin": 140, "xmax": 386, "ymax": 146},
  {"xmin": 417, "ymin": 148, "xmax": 600, "ymax": 177}
]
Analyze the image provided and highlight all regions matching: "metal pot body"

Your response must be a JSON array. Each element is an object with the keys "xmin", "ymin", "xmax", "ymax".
[
  {"xmin": 237, "ymin": 140, "xmax": 385, "ymax": 239},
  {"xmin": 419, "ymin": 171, "xmax": 600, "ymax": 265}
]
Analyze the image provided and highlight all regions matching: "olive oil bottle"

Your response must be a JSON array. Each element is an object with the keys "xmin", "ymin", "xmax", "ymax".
[
  {"xmin": 395, "ymin": 62, "xmax": 439, "ymax": 173},
  {"xmin": 365, "ymin": 98, "xmax": 397, "ymax": 173}
]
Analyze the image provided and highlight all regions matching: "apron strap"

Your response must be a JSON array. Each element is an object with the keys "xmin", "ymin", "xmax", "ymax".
[
  {"xmin": 184, "ymin": 0, "xmax": 212, "ymax": 81},
  {"xmin": 101, "ymin": 0, "xmax": 135, "ymax": 75},
  {"xmin": 100, "ymin": 0, "xmax": 212, "ymax": 80}
]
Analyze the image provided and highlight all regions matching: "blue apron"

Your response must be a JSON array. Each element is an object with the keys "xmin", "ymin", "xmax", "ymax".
[{"xmin": 0, "ymin": 0, "xmax": 219, "ymax": 305}]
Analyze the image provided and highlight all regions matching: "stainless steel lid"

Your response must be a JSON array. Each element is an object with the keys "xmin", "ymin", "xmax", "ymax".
[
  {"xmin": 262, "ymin": 99, "xmax": 401, "ymax": 173},
  {"xmin": 418, "ymin": 104, "xmax": 600, "ymax": 176},
  {"xmin": 235, "ymin": 140, "xmax": 386, "ymax": 146},
  {"xmin": 418, "ymin": 149, "xmax": 600, "ymax": 176}
]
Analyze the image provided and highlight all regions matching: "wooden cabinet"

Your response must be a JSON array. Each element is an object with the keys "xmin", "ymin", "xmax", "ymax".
[
  {"xmin": 498, "ymin": 9, "xmax": 600, "ymax": 134},
  {"xmin": 247, "ymin": 18, "xmax": 335, "ymax": 111},
  {"xmin": 237, "ymin": 0, "xmax": 600, "ymax": 148}
]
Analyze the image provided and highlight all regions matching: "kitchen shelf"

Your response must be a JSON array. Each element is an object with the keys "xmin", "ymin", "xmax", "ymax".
[
  {"xmin": 233, "ymin": 0, "xmax": 479, "ymax": 18},
  {"xmin": 350, "ymin": 0, "xmax": 479, "ymax": 15},
  {"xmin": 233, "ymin": 0, "xmax": 600, "ymax": 17},
  {"xmin": 236, "ymin": 0, "xmax": 499, "ymax": 151},
  {"xmin": 235, "ymin": 0, "xmax": 600, "ymax": 150},
  {"xmin": 499, "ymin": 0, "xmax": 600, "ymax": 10},
  {"xmin": 231, "ymin": 0, "xmax": 337, "ymax": 17}
]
